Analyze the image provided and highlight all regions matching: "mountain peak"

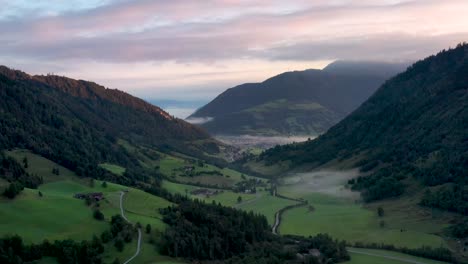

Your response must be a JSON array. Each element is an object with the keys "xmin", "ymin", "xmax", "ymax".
[
  {"xmin": 323, "ymin": 60, "xmax": 409, "ymax": 76},
  {"xmin": 0, "ymin": 65, "xmax": 173, "ymax": 120}
]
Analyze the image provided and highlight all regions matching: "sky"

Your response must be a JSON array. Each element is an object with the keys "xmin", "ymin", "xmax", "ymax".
[{"xmin": 1, "ymin": 0, "xmax": 467, "ymax": 117}]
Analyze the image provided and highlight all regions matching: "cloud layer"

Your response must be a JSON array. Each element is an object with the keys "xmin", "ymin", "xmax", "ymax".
[{"xmin": 1, "ymin": 0, "xmax": 467, "ymax": 104}]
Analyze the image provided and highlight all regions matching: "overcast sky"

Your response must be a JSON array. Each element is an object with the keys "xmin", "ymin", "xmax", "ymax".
[{"xmin": 1, "ymin": 0, "xmax": 467, "ymax": 109}]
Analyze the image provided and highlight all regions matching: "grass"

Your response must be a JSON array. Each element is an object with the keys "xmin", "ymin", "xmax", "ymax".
[
  {"xmin": 345, "ymin": 248, "xmax": 449, "ymax": 264},
  {"xmin": 1, "ymin": 149, "xmax": 181, "ymax": 263},
  {"xmin": 157, "ymin": 153, "xmax": 261, "ymax": 187},
  {"xmin": 237, "ymin": 193, "xmax": 297, "ymax": 224},
  {"xmin": 6, "ymin": 149, "xmax": 79, "ymax": 183},
  {"xmin": 117, "ymin": 140, "xmax": 261, "ymax": 187},
  {"xmin": 99, "ymin": 163, "xmax": 126, "ymax": 176},
  {"xmin": 162, "ymin": 181, "xmax": 295, "ymax": 224},
  {"xmin": 0, "ymin": 186, "xmax": 109, "ymax": 243},
  {"xmin": 278, "ymin": 189, "xmax": 448, "ymax": 249}
]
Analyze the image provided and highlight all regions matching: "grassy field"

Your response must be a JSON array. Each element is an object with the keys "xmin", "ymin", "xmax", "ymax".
[
  {"xmin": 157, "ymin": 153, "xmax": 263, "ymax": 187},
  {"xmin": 6, "ymin": 149, "xmax": 79, "ymax": 183},
  {"xmin": 278, "ymin": 188, "xmax": 448, "ymax": 249},
  {"xmin": 0, "ymin": 186, "xmax": 109, "ymax": 243},
  {"xmin": 99, "ymin": 163, "xmax": 126, "ymax": 176},
  {"xmin": 117, "ymin": 139, "xmax": 262, "ymax": 188},
  {"xmin": 1, "ymin": 149, "xmax": 182, "ymax": 263},
  {"xmin": 162, "ymin": 180, "xmax": 295, "ymax": 224},
  {"xmin": 345, "ymin": 248, "xmax": 449, "ymax": 264}
]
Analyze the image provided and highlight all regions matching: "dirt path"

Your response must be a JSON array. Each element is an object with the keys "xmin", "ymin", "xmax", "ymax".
[
  {"xmin": 347, "ymin": 248, "xmax": 434, "ymax": 264},
  {"xmin": 120, "ymin": 192, "xmax": 142, "ymax": 264}
]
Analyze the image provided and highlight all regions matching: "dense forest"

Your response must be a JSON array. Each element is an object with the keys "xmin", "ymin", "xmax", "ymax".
[
  {"xmin": 159, "ymin": 199, "xmax": 349, "ymax": 263},
  {"xmin": 259, "ymin": 44, "xmax": 468, "ymax": 212},
  {"xmin": 0, "ymin": 66, "xmax": 225, "ymax": 186}
]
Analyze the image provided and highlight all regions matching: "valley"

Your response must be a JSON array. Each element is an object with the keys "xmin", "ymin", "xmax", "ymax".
[{"xmin": 1, "ymin": 43, "xmax": 467, "ymax": 264}]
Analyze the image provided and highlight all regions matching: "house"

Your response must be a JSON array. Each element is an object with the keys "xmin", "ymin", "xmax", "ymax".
[{"xmin": 74, "ymin": 192, "xmax": 104, "ymax": 201}]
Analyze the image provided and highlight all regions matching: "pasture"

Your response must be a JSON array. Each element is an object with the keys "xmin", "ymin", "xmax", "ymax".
[
  {"xmin": 162, "ymin": 180, "xmax": 296, "ymax": 224},
  {"xmin": 278, "ymin": 170, "xmax": 447, "ymax": 248}
]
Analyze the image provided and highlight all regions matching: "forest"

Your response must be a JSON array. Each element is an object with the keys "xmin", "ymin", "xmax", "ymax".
[{"xmin": 159, "ymin": 199, "xmax": 349, "ymax": 263}]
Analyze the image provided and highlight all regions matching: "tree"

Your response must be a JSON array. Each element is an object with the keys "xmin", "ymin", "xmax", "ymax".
[
  {"xmin": 101, "ymin": 230, "xmax": 112, "ymax": 243},
  {"xmin": 112, "ymin": 258, "xmax": 120, "ymax": 264},
  {"xmin": 377, "ymin": 207, "xmax": 385, "ymax": 217},
  {"xmin": 237, "ymin": 196, "xmax": 242, "ymax": 203},
  {"xmin": 146, "ymin": 224, "xmax": 151, "ymax": 234},
  {"xmin": 101, "ymin": 181, "xmax": 108, "ymax": 188},
  {"xmin": 114, "ymin": 237, "xmax": 124, "ymax": 252},
  {"xmin": 22, "ymin": 157, "xmax": 28, "ymax": 168},
  {"xmin": 3, "ymin": 182, "xmax": 24, "ymax": 199},
  {"xmin": 93, "ymin": 209, "xmax": 104, "ymax": 221}
]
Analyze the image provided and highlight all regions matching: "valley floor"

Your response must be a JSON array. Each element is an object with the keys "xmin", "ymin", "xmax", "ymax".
[{"xmin": 0, "ymin": 149, "xmax": 456, "ymax": 264}]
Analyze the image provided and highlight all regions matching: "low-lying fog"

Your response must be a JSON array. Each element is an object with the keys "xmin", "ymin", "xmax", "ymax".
[
  {"xmin": 216, "ymin": 135, "xmax": 315, "ymax": 150},
  {"xmin": 282, "ymin": 169, "xmax": 360, "ymax": 199}
]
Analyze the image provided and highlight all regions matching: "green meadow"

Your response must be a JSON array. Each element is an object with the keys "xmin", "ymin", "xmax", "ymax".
[
  {"xmin": 278, "ymin": 188, "xmax": 448, "ymax": 249},
  {"xmin": 0, "ymin": 149, "xmax": 180, "ymax": 263},
  {"xmin": 117, "ymin": 140, "xmax": 262, "ymax": 187},
  {"xmin": 162, "ymin": 180, "xmax": 296, "ymax": 224},
  {"xmin": 99, "ymin": 163, "xmax": 126, "ymax": 176}
]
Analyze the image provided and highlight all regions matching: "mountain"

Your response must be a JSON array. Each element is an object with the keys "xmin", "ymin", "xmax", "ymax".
[
  {"xmin": 188, "ymin": 61, "xmax": 407, "ymax": 136},
  {"xmin": 0, "ymin": 66, "xmax": 223, "ymax": 183},
  {"xmin": 258, "ymin": 44, "xmax": 468, "ymax": 212}
]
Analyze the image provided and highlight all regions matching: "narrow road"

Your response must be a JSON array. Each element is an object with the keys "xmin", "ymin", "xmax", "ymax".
[
  {"xmin": 120, "ymin": 192, "xmax": 142, "ymax": 264},
  {"xmin": 347, "ymin": 248, "xmax": 434, "ymax": 264},
  {"xmin": 272, "ymin": 211, "xmax": 280, "ymax": 235}
]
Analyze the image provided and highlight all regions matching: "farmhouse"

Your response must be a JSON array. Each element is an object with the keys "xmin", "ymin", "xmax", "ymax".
[
  {"xmin": 74, "ymin": 192, "xmax": 104, "ymax": 201},
  {"xmin": 190, "ymin": 188, "xmax": 218, "ymax": 197},
  {"xmin": 184, "ymin": 165, "xmax": 195, "ymax": 173}
]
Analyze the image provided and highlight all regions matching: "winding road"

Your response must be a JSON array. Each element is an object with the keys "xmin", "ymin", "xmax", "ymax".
[
  {"xmin": 120, "ymin": 192, "xmax": 142, "ymax": 264},
  {"xmin": 272, "ymin": 211, "xmax": 280, "ymax": 234}
]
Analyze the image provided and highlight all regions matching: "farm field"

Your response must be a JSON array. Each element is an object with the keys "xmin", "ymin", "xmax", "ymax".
[
  {"xmin": 345, "ymin": 248, "xmax": 449, "ymax": 264},
  {"xmin": 280, "ymin": 189, "xmax": 447, "ymax": 248},
  {"xmin": 278, "ymin": 171, "xmax": 447, "ymax": 248},
  {"xmin": 118, "ymin": 140, "xmax": 263, "ymax": 188},
  {"xmin": 0, "ymin": 186, "xmax": 109, "ymax": 243},
  {"xmin": 162, "ymin": 180, "xmax": 296, "ymax": 224}
]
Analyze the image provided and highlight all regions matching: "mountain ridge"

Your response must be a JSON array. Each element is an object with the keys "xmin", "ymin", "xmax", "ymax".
[
  {"xmin": 189, "ymin": 61, "xmax": 407, "ymax": 136},
  {"xmin": 0, "ymin": 65, "xmax": 225, "ymax": 184}
]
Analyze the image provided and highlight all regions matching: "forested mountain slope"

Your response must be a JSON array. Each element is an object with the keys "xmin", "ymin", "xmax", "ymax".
[
  {"xmin": 0, "ymin": 66, "xmax": 222, "ymax": 183},
  {"xmin": 189, "ymin": 61, "xmax": 406, "ymax": 136},
  {"xmin": 259, "ymin": 44, "xmax": 468, "ymax": 212}
]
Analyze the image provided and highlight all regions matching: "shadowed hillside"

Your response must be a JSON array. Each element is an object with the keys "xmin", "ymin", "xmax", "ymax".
[
  {"xmin": 0, "ymin": 66, "xmax": 224, "ymax": 183},
  {"xmin": 189, "ymin": 61, "xmax": 407, "ymax": 136},
  {"xmin": 259, "ymin": 44, "xmax": 468, "ymax": 209}
]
